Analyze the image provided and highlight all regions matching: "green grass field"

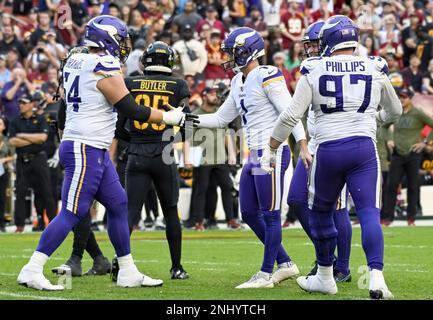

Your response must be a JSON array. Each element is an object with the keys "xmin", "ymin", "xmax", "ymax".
[{"xmin": 0, "ymin": 227, "xmax": 432, "ymax": 300}]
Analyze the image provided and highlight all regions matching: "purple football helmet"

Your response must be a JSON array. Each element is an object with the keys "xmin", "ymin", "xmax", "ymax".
[
  {"xmin": 319, "ymin": 15, "xmax": 359, "ymax": 57},
  {"xmin": 221, "ymin": 27, "xmax": 265, "ymax": 72},
  {"xmin": 84, "ymin": 15, "xmax": 131, "ymax": 63},
  {"xmin": 302, "ymin": 21, "xmax": 325, "ymax": 58}
]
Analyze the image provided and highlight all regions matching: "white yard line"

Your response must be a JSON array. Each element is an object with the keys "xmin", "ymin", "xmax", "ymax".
[{"xmin": 0, "ymin": 291, "xmax": 69, "ymax": 300}]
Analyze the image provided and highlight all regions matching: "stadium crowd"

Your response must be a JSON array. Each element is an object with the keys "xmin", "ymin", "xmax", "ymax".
[{"xmin": 1, "ymin": 0, "xmax": 433, "ymax": 233}]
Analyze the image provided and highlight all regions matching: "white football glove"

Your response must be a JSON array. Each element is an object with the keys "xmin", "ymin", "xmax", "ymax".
[
  {"xmin": 260, "ymin": 144, "xmax": 277, "ymax": 174},
  {"xmin": 162, "ymin": 107, "xmax": 185, "ymax": 126},
  {"xmin": 47, "ymin": 148, "xmax": 59, "ymax": 168}
]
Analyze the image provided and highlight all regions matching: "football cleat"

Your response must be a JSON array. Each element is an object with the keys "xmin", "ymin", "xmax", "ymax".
[
  {"xmin": 84, "ymin": 256, "xmax": 111, "ymax": 276},
  {"xmin": 235, "ymin": 272, "xmax": 274, "ymax": 289},
  {"xmin": 171, "ymin": 267, "xmax": 189, "ymax": 280},
  {"xmin": 18, "ymin": 264, "xmax": 64, "ymax": 291},
  {"xmin": 116, "ymin": 265, "xmax": 163, "ymax": 288},
  {"xmin": 369, "ymin": 269, "xmax": 393, "ymax": 300},
  {"xmin": 271, "ymin": 261, "xmax": 299, "ymax": 284},
  {"xmin": 296, "ymin": 275, "xmax": 338, "ymax": 295},
  {"xmin": 51, "ymin": 255, "xmax": 82, "ymax": 277},
  {"xmin": 111, "ymin": 255, "xmax": 119, "ymax": 282}
]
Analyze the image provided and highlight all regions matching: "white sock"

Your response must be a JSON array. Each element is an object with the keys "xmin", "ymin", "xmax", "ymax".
[
  {"xmin": 118, "ymin": 254, "xmax": 135, "ymax": 270},
  {"xmin": 29, "ymin": 251, "xmax": 49, "ymax": 268},
  {"xmin": 317, "ymin": 265, "xmax": 333, "ymax": 280}
]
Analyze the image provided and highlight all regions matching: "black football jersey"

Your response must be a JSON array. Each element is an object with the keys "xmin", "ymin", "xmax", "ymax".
[{"xmin": 124, "ymin": 73, "xmax": 190, "ymax": 144}]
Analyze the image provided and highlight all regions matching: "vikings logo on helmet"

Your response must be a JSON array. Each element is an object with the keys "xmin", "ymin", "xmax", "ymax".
[
  {"xmin": 221, "ymin": 27, "xmax": 265, "ymax": 73},
  {"xmin": 84, "ymin": 15, "xmax": 132, "ymax": 63},
  {"xmin": 319, "ymin": 15, "xmax": 359, "ymax": 57}
]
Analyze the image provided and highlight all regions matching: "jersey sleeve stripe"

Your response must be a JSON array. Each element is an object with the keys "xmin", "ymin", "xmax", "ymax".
[
  {"xmin": 262, "ymin": 69, "xmax": 283, "ymax": 83},
  {"xmin": 262, "ymin": 76, "xmax": 285, "ymax": 88},
  {"xmin": 95, "ymin": 70, "xmax": 122, "ymax": 76},
  {"xmin": 93, "ymin": 62, "xmax": 121, "ymax": 73}
]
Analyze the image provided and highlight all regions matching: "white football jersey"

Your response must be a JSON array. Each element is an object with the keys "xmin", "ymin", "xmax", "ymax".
[
  {"xmin": 300, "ymin": 55, "xmax": 390, "ymax": 145},
  {"xmin": 62, "ymin": 53, "xmax": 121, "ymax": 149},
  {"xmin": 294, "ymin": 55, "xmax": 394, "ymax": 144},
  {"xmin": 198, "ymin": 65, "xmax": 305, "ymax": 150}
]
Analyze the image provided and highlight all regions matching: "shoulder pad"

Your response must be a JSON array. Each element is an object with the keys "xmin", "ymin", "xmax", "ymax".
[
  {"xmin": 93, "ymin": 55, "xmax": 121, "ymax": 76},
  {"xmin": 260, "ymin": 65, "xmax": 284, "ymax": 88},
  {"xmin": 368, "ymin": 56, "xmax": 389, "ymax": 74},
  {"xmin": 299, "ymin": 57, "xmax": 322, "ymax": 75}
]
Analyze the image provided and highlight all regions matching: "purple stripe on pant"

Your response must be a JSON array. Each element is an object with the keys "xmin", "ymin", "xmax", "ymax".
[
  {"xmin": 240, "ymin": 146, "xmax": 292, "ymax": 273},
  {"xmin": 308, "ymin": 136, "xmax": 383, "ymax": 271},
  {"xmin": 36, "ymin": 140, "xmax": 131, "ymax": 257}
]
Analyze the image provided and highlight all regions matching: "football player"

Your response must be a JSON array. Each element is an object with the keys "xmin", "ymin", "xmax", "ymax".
[
  {"xmin": 261, "ymin": 16, "xmax": 402, "ymax": 299},
  {"xmin": 288, "ymin": 21, "xmax": 353, "ymax": 282},
  {"xmin": 113, "ymin": 41, "xmax": 190, "ymax": 280},
  {"xmin": 17, "ymin": 16, "xmax": 197, "ymax": 291},
  {"xmin": 196, "ymin": 27, "xmax": 307, "ymax": 288}
]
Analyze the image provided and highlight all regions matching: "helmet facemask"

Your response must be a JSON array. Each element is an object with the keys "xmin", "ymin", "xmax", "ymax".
[{"xmin": 115, "ymin": 33, "xmax": 132, "ymax": 64}]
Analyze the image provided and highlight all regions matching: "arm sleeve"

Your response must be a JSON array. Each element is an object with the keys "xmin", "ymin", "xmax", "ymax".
[
  {"xmin": 262, "ymin": 70, "xmax": 307, "ymax": 142},
  {"xmin": 57, "ymin": 98, "xmax": 66, "ymax": 130},
  {"xmin": 376, "ymin": 75, "xmax": 403, "ymax": 125},
  {"xmin": 114, "ymin": 93, "xmax": 152, "ymax": 122},
  {"xmin": 198, "ymin": 91, "xmax": 239, "ymax": 128},
  {"xmin": 271, "ymin": 75, "xmax": 313, "ymax": 143}
]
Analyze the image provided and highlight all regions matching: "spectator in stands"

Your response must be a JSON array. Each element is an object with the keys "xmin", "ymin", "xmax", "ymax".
[
  {"xmin": 273, "ymin": 51, "xmax": 293, "ymax": 94},
  {"xmin": 196, "ymin": 5, "xmax": 225, "ymax": 40},
  {"xmin": 204, "ymin": 30, "xmax": 228, "ymax": 87},
  {"xmin": 0, "ymin": 54, "xmax": 11, "ymax": 93},
  {"xmin": 40, "ymin": 66, "xmax": 60, "ymax": 104},
  {"xmin": 228, "ymin": 0, "xmax": 247, "ymax": 27},
  {"xmin": 244, "ymin": 5, "xmax": 268, "ymax": 39},
  {"xmin": 159, "ymin": 0, "xmax": 175, "ymax": 20},
  {"xmin": 173, "ymin": 24, "xmax": 208, "ymax": 78},
  {"xmin": 265, "ymin": 27, "xmax": 283, "ymax": 65},
  {"xmin": 1, "ymin": 68, "xmax": 35, "ymax": 122},
  {"xmin": 385, "ymin": 52, "xmax": 404, "ymax": 88},
  {"xmin": 25, "ymin": 37, "xmax": 60, "ymax": 72},
  {"xmin": 382, "ymin": 87, "xmax": 433, "ymax": 226},
  {"xmin": 401, "ymin": 13, "xmax": 422, "ymax": 67},
  {"xmin": 0, "ymin": 117, "xmax": 13, "ymax": 233},
  {"xmin": 310, "ymin": 0, "xmax": 333, "ymax": 22},
  {"xmin": 5, "ymin": 47, "xmax": 23, "ymax": 71},
  {"xmin": 128, "ymin": 9, "xmax": 148, "ymax": 43},
  {"xmin": 30, "ymin": 11, "xmax": 64, "ymax": 47},
  {"xmin": 188, "ymin": 87, "xmax": 239, "ymax": 231},
  {"xmin": 280, "ymin": 0, "xmax": 305, "ymax": 50},
  {"xmin": 284, "ymin": 41, "xmax": 302, "ymax": 72},
  {"xmin": 108, "ymin": 2, "xmax": 121, "ymax": 17},
  {"xmin": 261, "ymin": 0, "xmax": 282, "ymax": 29},
  {"xmin": 422, "ymin": 58, "xmax": 433, "ymax": 94},
  {"xmin": 402, "ymin": 54, "xmax": 424, "ymax": 92},
  {"xmin": 27, "ymin": 59, "xmax": 50, "ymax": 90},
  {"xmin": 126, "ymin": 38, "xmax": 147, "ymax": 77},
  {"xmin": 0, "ymin": 25, "xmax": 28, "ymax": 59},
  {"xmin": 171, "ymin": 1, "xmax": 202, "ymax": 35},
  {"xmin": 143, "ymin": 0, "xmax": 163, "ymax": 26}
]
